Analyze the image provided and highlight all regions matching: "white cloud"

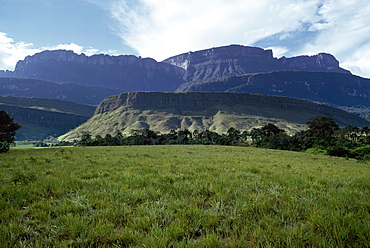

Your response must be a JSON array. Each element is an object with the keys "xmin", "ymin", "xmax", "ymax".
[
  {"xmin": 0, "ymin": 32, "xmax": 40, "ymax": 71},
  {"xmin": 298, "ymin": 0, "xmax": 370, "ymax": 78},
  {"xmin": 107, "ymin": 0, "xmax": 370, "ymax": 78},
  {"xmin": 0, "ymin": 32, "xmax": 110, "ymax": 71},
  {"xmin": 109, "ymin": 0, "xmax": 322, "ymax": 60}
]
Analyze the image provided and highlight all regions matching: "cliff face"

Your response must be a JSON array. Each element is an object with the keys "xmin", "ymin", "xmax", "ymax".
[
  {"xmin": 59, "ymin": 91, "xmax": 370, "ymax": 141},
  {"xmin": 93, "ymin": 92, "xmax": 367, "ymax": 120},
  {"xmin": 176, "ymin": 71, "xmax": 370, "ymax": 109},
  {"xmin": 163, "ymin": 45, "xmax": 350, "ymax": 82},
  {"xmin": 7, "ymin": 50, "xmax": 185, "ymax": 92}
]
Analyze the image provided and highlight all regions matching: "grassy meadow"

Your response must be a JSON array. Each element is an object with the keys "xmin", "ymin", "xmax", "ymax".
[{"xmin": 0, "ymin": 145, "xmax": 369, "ymax": 247}]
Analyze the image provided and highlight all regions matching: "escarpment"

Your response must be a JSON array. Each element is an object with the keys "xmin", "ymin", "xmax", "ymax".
[{"xmin": 58, "ymin": 92, "xmax": 370, "ymax": 141}]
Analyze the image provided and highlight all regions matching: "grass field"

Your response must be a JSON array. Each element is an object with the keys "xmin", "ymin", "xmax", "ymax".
[{"xmin": 0, "ymin": 145, "xmax": 369, "ymax": 247}]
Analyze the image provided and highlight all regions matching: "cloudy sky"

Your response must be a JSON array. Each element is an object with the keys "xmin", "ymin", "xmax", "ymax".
[{"xmin": 1, "ymin": 0, "xmax": 370, "ymax": 77}]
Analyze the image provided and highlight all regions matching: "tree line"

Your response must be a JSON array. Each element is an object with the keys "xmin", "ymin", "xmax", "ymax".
[{"xmin": 77, "ymin": 116, "xmax": 370, "ymax": 160}]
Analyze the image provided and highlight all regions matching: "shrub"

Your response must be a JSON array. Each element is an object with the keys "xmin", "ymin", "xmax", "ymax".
[
  {"xmin": 306, "ymin": 147, "xmax": 327, "ymax": 155},
  {"xmin": 350, "ymin": 145, "xmax": 370, "ymax": 158},
  {"xmin": 326, "ymin": 146, "xmax": 349, "ymax": 157}
]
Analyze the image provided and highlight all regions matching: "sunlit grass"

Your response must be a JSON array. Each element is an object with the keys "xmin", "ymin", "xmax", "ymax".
[{"xmin": 0, "ymin": 146, "xmax": 369, "ymax": 247}]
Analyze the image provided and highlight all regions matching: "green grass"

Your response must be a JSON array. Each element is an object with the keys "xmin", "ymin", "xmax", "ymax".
[{"xmin": 0, "ymin": 146, "xmax": 369, "ymax": 247}]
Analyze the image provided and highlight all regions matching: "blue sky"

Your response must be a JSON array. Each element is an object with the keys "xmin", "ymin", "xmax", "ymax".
[{"xmin": 1, "ymin": 0, "xmax": 370, "ymax": 78}]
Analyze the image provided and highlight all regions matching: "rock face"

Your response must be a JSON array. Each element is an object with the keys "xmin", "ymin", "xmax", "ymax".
[
  {"xmin": 163, "ymin": 45, "xmax": 350, "ymax": 82},
  {"xmin": 4, "ymin": 50, "xmax": 185, "ymax": 92},
  {"xmin": 176, "ymin": 71, "xmax": 370, "ymax": 108},
  {"xmin": 59, "ymin": 92, "xmax": 370, "ymax": 141}
]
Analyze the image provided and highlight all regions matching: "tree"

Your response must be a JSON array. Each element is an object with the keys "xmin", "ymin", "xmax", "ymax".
[
  {"xmin": 0, "ymin": 110, "xmax": 21, "ymax": 153},
  {"xmin": 306, "ymin": 116, "xmax": 339, "ymax": 147},
  {"xmin": 227, "ymin": 127, "xmax": 241, "ymax": 144},
  {"xmin": 78, "ymin": 132, "xmax": 93, "ymax": 146},
  {"xmin": 260, "ymin": 123, "xmax": 285, "ymax": 137}
]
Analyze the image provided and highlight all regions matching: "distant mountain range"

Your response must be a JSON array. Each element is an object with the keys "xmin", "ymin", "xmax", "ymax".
[
  {"xmin": 0, "ymin": 44, "xmax": 358, "ymax": 108},
  {"xmin": 59, "ymin": 92, "xmax": 370, "ymax": 141},
  {"xmin": 0, "ymin": 45, "xmax": 350, "ymax": 90}
]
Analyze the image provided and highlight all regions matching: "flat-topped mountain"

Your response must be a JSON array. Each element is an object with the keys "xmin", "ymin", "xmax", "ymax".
[
  {"xmin": 0, "ymin": 45, "xmax": 350, "ymax": 95},
  {"xmin": 177, "ymin": 71, "xmax": 370, "ymax": 108},
  {"xmin": 59, "ymin": 92, "xmax": 369, "ymax": 141},
  {"xmin": 163, "ymin": 45, "xmax": 350, "ymax": 82},
  {"xmin": 0, "ymin": 50, "xmax": 184, "ymax": 92}
]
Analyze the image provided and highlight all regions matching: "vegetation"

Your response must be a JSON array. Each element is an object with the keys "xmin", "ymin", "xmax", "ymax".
[
  {"xmin": 0, "ymin": 110, "xmax": 21, "ymax": 153},
  {"xmin": 251, "ymin": 116, "xmax": 370, "ymax": 159},
  {"xmin": 1, "ymin": 145, "xmax": 369, "ymax": 247},
  {"xmin": 75, "ymin": 116, "xmax": 370, "ymax": 160}
]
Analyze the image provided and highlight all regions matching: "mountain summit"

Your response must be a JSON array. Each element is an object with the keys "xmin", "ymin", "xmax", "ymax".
[
  {"xmin": 162, "ymin": 45, "xmax": 350, "ymax": 82},
  {"xmin": 1, "ymin": 50, "xmax": 185, "ymax": 92}
]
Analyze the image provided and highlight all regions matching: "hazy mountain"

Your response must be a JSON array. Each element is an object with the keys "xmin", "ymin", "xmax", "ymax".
[
  {"xmin": 176, "ymin": 71, "xmax": 370, "ymax": 108},
  {"xmin": 59, "ymin": 92, "xmax": 369, "ymax": 141},
  {"xmin": 0, "ymin": 96, "xmax": 95, "ymax": 140},
  {"xmin": 0, "ymin": 77, "xmax": 123, "ymax": 105},
  {"xmin": 0, "ymin": 50, "xmax": 185, "ymax": 92},
  {"xmin": 163, "ymin": 45, "xmax": 350, "ymax": 82},
  {"xmin": 0, "ymin": 45, "xmax": 351, "ymax": 95}
]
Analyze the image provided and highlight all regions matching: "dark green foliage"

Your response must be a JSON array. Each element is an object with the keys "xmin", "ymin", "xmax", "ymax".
[
  {"xmin": 349, "ymin": 145, "xmax": 370, "ymax": 159},
  {"xmin": 0, "ymin": 110, "xmax": 21, "ymax": 153},
  {"xmin": 250, "ymin": 116, "xmax": 370, "ymax": 158},
  {"xmin": 307, "ymin": 116, "xmax": 339, "ymax": 142},
  {"xmin": 326, "ymin": 146, "xmax": 350, "ymax": 157}
]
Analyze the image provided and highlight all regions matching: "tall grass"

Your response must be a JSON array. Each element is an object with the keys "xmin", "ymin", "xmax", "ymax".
[{"xmin": 0, "ymin": 146, "xmax": 369, "ymax": 247}]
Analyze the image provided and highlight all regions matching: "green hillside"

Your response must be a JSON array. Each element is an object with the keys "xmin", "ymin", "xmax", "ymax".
[
  {"xmin": 0, "ymin": 96, "xmax": 96, "ymax": 140},
  {"xmin": 59, "ymin": 92, "xmax": 370, "ymax": 141}
]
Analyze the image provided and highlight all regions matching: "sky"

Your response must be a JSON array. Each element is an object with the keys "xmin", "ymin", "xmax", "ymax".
[{"xmin": 1, "ymin": 0, "xmax": 370, "ymax": 77}]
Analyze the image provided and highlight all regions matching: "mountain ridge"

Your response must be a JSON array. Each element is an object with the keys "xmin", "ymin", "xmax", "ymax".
[
  {"xmin": 176, "ymin": 71, "xmax": 370, "ymax": 108},
  {"xmin": 0, "ymin": 77, "xmax": 123, "ymax": 105},
  {"xmin": 0, "ymin": 50, "xmax": 185, "ymax": 92},
  {"xmin": 162, "ymin": 44, "xmax": 350, "ymax": 82},
  {"xmin": 0, "ymin": 96, "xmax": 95, "ymax": 140},
  {"xmin": 59, "ymin": 92, "xmax": 370, "ymax": 141},
  {"xmin": 0, "ymin": 45, "xmax": 351, "ymax": 92}
]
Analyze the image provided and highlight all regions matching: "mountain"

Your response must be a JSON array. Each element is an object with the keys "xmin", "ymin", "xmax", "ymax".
[
  {"xmin": 0, "ymin": 50, "xmax": 185, "ymax": 92},
  {"xmin": 0, "ymin": 77, "xmax": 123, "ymax": 105},
  {"xmin": 176, "ymin": 71, "xmax": 370, "ymax": 107},
  {"xmin": 163, "ymin": 44, "xmax": 350, "ymax": 82},
  {"xmin": 0, "ymin": 45, "xmax": 350, "ymax": 95},
  {"xmin": 0, "ymin": 96, "xmax": 95, "ymax": 140},
  {"xmin": 58, "ymin": 92, "xmax": 370, "ymax": 141}
]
